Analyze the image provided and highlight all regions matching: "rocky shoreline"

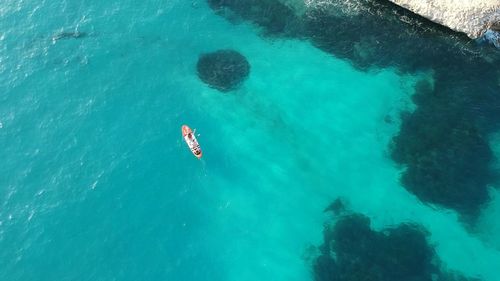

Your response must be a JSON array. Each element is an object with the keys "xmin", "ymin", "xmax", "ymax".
[
  {"xmin": 388, "ymin": 0, "xmax": 500, "ymax": 47},
  {"xmin": 279, "ymin": 0, "xmax": 500, "ymax": 47},
  {"xmin": 388, "ymin": 0, "xmax": 499, "ymax": 38}
]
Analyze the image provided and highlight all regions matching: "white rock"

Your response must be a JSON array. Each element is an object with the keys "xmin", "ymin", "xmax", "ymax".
[{"xmin": 389, "ymin": 0, "xmax": 500, "ymax": 39}]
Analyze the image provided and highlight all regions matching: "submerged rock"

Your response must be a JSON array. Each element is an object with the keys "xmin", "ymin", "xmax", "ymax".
[
  {"xmin": 390, "ymin": 63, "xmax": 499, "ymax": 221},
  {"xmin": 393, "ymin": 115, "xmax": 493, "ymax": 219},
  {"xmin": 207, "ymin": 0, "xmax": 303, "ymax": 36},
  {"xmin": 315, "ymin": 211, "xmax": 482, "ymax": 281},
  {"xmin": 323, "ymin": 197, "xmax": 346, "ymax": 215},
  {"xmin": 196, "ymin": 50, "xmax": 250, "ymax": 92}
]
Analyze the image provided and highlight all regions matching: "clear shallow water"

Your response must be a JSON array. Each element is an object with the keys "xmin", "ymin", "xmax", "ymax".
[{"xmin": 1, "ymin": 1, "xmax": 499, "ymax": 281}]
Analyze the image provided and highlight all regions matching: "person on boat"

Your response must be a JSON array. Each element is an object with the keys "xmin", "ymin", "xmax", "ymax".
[
  {"xmin": 186, "ymin": 131, "xmax": 199, "ymax": 153},
  {"xmin": 186, "ymin": 129, "xmax": 197, "ymax": 140},
  {"xmin": 186, "ymin": 133, "xmax": 195, "ymax": 147}
]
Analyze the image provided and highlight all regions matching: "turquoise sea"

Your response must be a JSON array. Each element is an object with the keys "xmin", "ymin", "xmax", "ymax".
[{"xmin": 1, "ymin": 1, "xmax": 500, "ymax": 281}]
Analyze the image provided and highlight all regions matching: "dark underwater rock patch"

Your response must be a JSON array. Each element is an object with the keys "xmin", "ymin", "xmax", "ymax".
[
  {"xmin": 206, "ymin": 0, "xmax": 303, "ymax": 37},
  {"xmin": 196, "ymin": 50, "xmax": 250, "ymax": 92},
  {"xmin": 323, "ymin": 197, "xmax": 346, "ymax": 215},
  {"xmin": 206, "ymin": 0, "xmax": 500, "ymax": 220},
  {"xmin": 389, "ymin": 54, "xmax": 500, "ymax": 220},
  {"xmin": 314, "ymin": 211, "xmax": 481, "ymax": 281},
  {"xmin": 391, "ymin": 79, "xmax": 496, "ymax": 219}
]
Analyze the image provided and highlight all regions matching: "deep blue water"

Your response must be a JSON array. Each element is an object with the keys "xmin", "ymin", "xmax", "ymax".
[{"xmin": 1, "ymin": 1, "xmax": 500, "ymax": 281}]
